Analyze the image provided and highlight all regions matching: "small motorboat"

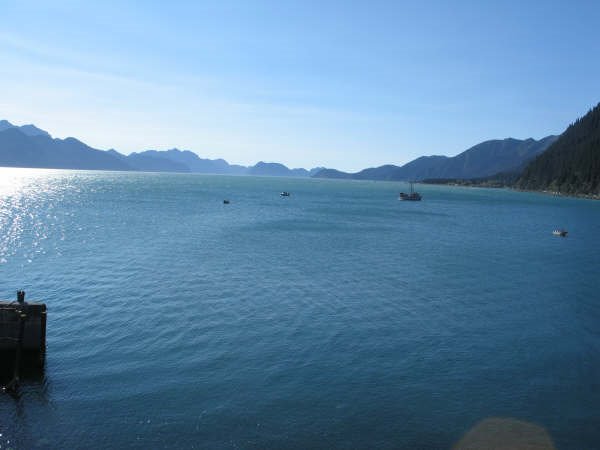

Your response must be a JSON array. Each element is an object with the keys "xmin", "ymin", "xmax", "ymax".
[
  {"xmin": 552, "ymin": 229, "xmax": 568, "ymax": 237},
  {"xmin": 223, "ymin": 199, "xmax": 230, "ymax": 204},
  {"xmin": 280, "ymin": 192, "xmax": 290, "ymax": 197}
]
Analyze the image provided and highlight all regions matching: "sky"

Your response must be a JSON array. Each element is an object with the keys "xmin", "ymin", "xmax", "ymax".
[{"xmin": 0, "ymin": 0, "xmax": 599, "ymax": 171}]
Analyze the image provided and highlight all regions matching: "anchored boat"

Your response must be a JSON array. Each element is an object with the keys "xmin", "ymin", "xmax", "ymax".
[
  {"xmin": 399, "ymin": 182, "xmax": 422, "ymax": 201},
  {"xmin": 552, "ymin": 229, "xmax": 568, "ymax": 237}
]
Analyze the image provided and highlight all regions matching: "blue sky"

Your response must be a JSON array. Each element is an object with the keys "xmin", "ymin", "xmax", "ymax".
[{"xmin": 1, "ymin": 0, "xmax": 599, "ymax": 171}]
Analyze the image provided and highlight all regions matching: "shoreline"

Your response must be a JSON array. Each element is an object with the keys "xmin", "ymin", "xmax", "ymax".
[
  {"xmin": 515, "ymin": 188, "xmax": 600, "ymax": 201},
  {"xmin": 420, "ymin": 180, "xmax": 600, "ymax": 201},
  {"xmin": 2, "ymin": 165, "xmax": 598, "ymax": 201}
]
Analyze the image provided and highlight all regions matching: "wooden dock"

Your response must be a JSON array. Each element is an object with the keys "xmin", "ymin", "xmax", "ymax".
[{"xmin": 0, "ymin": 291, "xmax": 46, "ymax": 391}]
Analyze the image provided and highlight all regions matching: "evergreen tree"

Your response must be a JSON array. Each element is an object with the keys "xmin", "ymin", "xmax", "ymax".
[{"xmin": 517, "ymin": 103, "xmax": 600, "ymax": 195}]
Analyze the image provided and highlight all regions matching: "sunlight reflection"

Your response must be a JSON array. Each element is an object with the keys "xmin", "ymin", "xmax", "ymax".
[
  {"xmin": 0, "ymin": 167, "xmax": 63, "ymax": 197},
  {"xmin": 0, "ymin": 168, "xmax": 71, "ymax": 265}
]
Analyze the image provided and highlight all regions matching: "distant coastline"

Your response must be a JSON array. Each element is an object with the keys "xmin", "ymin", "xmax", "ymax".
[
  {"xmin": 1, "ymin": 101, "xmax": 599, "ymax": 196},
  {"xmin": 421, "ymin": 178, "xmax": 600, "ymax": 201},
  {"xmin": 514, "ymin": 188, "xmax": 600, "ymax": 201}
]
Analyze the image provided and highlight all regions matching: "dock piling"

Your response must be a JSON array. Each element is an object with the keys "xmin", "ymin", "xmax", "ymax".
[{"xmin": 1, "ymin": 291, "xmax": 47, "ymax": 391}]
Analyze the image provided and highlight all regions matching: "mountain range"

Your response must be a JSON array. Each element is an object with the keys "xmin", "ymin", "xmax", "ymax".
[
  {"xmin": 1, "ymin": 105, "xmax": 599, "ymax": 196},
  {"xmin": 0, "ymin": 118, "xmax": 557, "ymax": 181},
  {"xmin": 313, "ymin": 136, "xmax": 558, "ymax": 181},
  {"xmin": 0, "ymin": 120, "xmax": 321, "ymax": 177},
  {"xmin": 0, "ymin": 121, "xmax": 130, "ymax": 171}
]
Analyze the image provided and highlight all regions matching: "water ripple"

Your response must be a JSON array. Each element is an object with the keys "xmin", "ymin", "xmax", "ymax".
[{"xmin": 1, "ymin": 169, "xmax": 599, "ymax": 449}]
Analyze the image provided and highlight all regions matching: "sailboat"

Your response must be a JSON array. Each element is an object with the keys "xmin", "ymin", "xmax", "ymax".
[{"xmin": 399, "ymin": 181, "xmax": 422, "ymax": 201}]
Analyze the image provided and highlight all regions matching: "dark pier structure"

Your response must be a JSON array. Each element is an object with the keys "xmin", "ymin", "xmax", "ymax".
[{"xmin": 0, "ymin": 291, "xmax": 46, "ymax": 391}]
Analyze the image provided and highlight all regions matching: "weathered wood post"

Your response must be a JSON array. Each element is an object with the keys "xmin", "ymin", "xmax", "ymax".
[
  {"xmin": 1, "ymin": 290, "xmax": 47, "ymax": 391},
  {"xmin": 6, "ymin": 306, "xmax": 26, "ymax": 391}
]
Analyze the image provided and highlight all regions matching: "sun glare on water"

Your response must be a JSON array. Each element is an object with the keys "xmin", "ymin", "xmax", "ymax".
[{"xmin": 0, "ymin": 167, "xmax": 71, "ymax": 265}]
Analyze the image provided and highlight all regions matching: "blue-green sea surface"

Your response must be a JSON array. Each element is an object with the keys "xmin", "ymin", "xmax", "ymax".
[{"xmin": 1, "ymin": 168, "xmax": 599, "ymax": 449}]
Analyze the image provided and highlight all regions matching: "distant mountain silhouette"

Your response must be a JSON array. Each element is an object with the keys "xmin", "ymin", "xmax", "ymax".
[
  {"xmin": 134, "ymin": 149, "xmax": 247, "ymax": 174},
  {"xmin": 517, "ymin": 103, "xmax": 600, "ymax": 196},
  {"xmin": 3, "ymin": 118, "xmax": 568, "ymax": 184},
  {"xmin": 313, "ymin": 136, "xmax": 557, "ymax": 181},
  {"xmin": 107, "ymin": 149, "xmax": 190, "ymax": 173},
  {"xmin": 0, "ymin": 120, "xmax": 11, "ymax": 132},
  {"xmin": 247, "ymin": 161, "xmax": 303, "ymax": 177},
  {"xmin": 18, "ymin": 124, "xmax": 51, "ymax": 138},
  {"xmin": 312, "ymin": 168, "xmax": 353, "ymax": 179},
  {"xmin": 118, "ymin": 150, "xmax": 321, "ymax": 176},
  {"xmin": 0, "ymin": 126, "xmax": 131, "ymax": 170},
  {"xmin": 0, "ymin": 119, "xmax": 318, "ymax": 177},
  {"xmin": 0, "ymin": 120, "xmax": 51, "ymax": 138}
]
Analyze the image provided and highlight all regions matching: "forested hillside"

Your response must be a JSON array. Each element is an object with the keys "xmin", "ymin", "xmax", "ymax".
[{"xmin": 517, "ymin": 103, "xmax": 600, "ymax": 196}]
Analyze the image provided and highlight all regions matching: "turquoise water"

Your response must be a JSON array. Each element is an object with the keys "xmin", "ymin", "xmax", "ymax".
[{"xmin": 0, "ymin": 168, "xmax": 599, "ymax": 449}]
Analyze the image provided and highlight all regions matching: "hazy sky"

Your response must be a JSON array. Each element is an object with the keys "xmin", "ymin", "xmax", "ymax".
[{"xmin": 1, "ymin": 0, "xmax": 599, "ymax": 171}]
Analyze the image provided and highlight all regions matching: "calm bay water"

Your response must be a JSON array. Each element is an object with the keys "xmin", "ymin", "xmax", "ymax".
[{"xmin": 0, "ymin": 168, "xmax": 599, "ymax": 449}]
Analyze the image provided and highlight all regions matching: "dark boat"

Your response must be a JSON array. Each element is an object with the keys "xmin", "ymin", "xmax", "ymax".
[
  {"xmin": 280, "ymin": 192, "xmax": 290, "ymax": 197},
  {"xmin": 399, "ymin": 182, "xmax": 421, "ymax": 201},
  {"xmin": 223, "ymin": 200, "xmax": 230, "ymax": 204},
  {"xmin": 552, "ymin": 229, "xmax": 567, "ymax": 237}
]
